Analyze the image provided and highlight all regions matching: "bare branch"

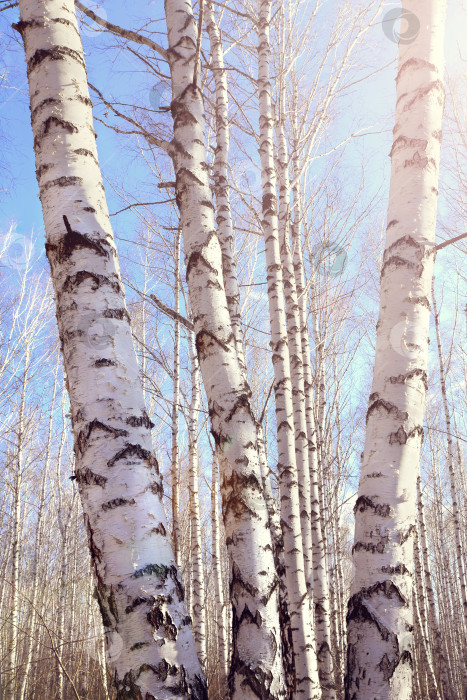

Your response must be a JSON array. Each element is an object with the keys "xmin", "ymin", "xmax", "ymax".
[
  {"xmin": 436, "ymin": 231, "xmax": 467, "ymax": 251},
  {"xmin": 75, "ymin": 0, "xmax": 168, "ymax": 59},
  {"xmin": 149, "ymin": 294, "xmax": 194, "ymax": 332},
  {"xmin": 88, "ymin": 82, "xmax": 173, "ymax": 156}
]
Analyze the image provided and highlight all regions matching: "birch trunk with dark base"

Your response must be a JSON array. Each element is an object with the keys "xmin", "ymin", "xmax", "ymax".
[
  {"xmin": 258, "ymin": 425, "xmax": 295, "ymax": 698},
  {"xmin": 345, "ymin": 1, "xmax": 446, "ymax": 697},
  {"xmin": 164, "ymin": 1, "xmax": 286, "ymax": 697},
  {"xmin": 16, "ymin": 1, "xmax": 206, "ymax": 696}
]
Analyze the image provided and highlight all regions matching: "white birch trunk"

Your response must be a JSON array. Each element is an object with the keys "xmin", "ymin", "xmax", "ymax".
[
  {"xmin": 258, "ymin": 423, "xmax": 295, "ymax": 696},
  {"xmin": 256, "ymin": 1, "xmax": 321, "ymax": 696},
  {"xmin": 204, "ymin": 0, "xmax": 246, "ymax": 376},
  {"xmin": 16, "ymin": 1, "xmax": 206, "ymax": 696},
  {"xmin": 18, "ymin": 366, "xmax": 58, "ymax": 700},
  {"xmin": 413, "ymin": 526, "xmax": 440, "ymax": 698},
  {"xmin": 5, "ymin": 468, "xmax": 21, "ymax": 700},
  {"xmin": 5, "ymin": 345, "xmax": 30, "ymax": 700},
  {"xmin": 275, "ymin": 118, "xmax": 314, "ymax": 594},
  {"xmin": 188, "ymin": 335, "xmax": 207, "ymax": 668},
  {"xmin": 412, "ymin": 585, "xmax": 440, "ymax": 700},
  {"xmin": 276, "ymin": 118, "xmax": 335, "ymax": 698},
  {"xmin": 416, "ymin": 476, "xmax": 452, "ymax": 699},
  {"xmin": 211, "ymin": 453, "xmax": 228, "ymax": 694},
  {"xmin": 291, "ymin": 152, "xmax": 335, "ymax": 696},
  {"xmin": 172, "ymin": 227, "xmax": 182, "ymax": 569},
  {"xmin": 346, "ymin": 1, "xmax": 446, "ymax": 696},
  {"xmin": 432, "ymin": 281, "xmax": 467, "ymax": 633},
  {"xmin": 57, "ymin": 504, "xmax": 70, "ymax": 698},
  {"xmin": 164, "ymin": 1, "xmax": 286, "ymax": 696}
]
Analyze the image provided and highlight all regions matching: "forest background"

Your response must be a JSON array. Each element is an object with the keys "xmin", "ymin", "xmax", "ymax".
[{"xmin": 0, "ymin": 0, "xmax": 465, "ymax": 698}]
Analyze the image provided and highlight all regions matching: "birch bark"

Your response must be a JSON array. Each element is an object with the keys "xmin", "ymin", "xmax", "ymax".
[
  {"xmin": 164, "ymin": 0, "xmax": 286, "ymax": 696},
  {"xmin": 275, "ymin": 118, "xmax": 314, "ymax": 597},
  {"xmin": 432, "ymin": 281, "xmax": 467, "ymax": 633},
  {"xmin": 291, "ymin": 141, "xmax": 335, "ymax": 697},
  {"xmin": 204, "ymin": 0, "xmax": 246, "ymax": 376},
  {"xmin": 18, "ymin": 365, "xmax": 58, "ymax": 700},
  {"xmin": 211, "ymin": 453, "xmax": 229, "ymax": 694},
  {"xmin": 256, "ymin": 0, "xmax": 321, "ymax": 696},
  {"xmin": 258, "ymin": 423, "xmax": 295, "ymax": 696},
  {"xmin": 412, "ymin": 585, "xmax": 439, "ymax": 700},
  {"xmin": 188, "ymin": 334, "xmax": 207, "ymax": 668},
  {"xmin": 172, "ymin": 227, "xmax": 182, "ymax": 569},
  {"xmin": 416, "ymin": 476, "xmax": 452, "ymax": 699},
  {"xmin": 346, "ymin": 1, "xmax": 446, "ymax": 696},
  {"xmin": 5, "ymin": 463, "xmax": 21, "ymax": 700},
  {"xmin": 56, "ymin": 492, "xmax": 73, "ymax": 698},
  {"xmin": 5, "ymin": 344, "xmax": 30, "ymax": 700},
  {"xmin": 16, "ymin": 1, "xmax": 206, "ymax": 696},
  {"xmin": 276, "ymin": 118, "xmax": 335, "ymax": 698}
]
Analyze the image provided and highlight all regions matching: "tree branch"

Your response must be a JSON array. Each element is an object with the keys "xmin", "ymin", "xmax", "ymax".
[
  {"xmin": 88, "ymin": 82, "xmax": 173, "ymax": 156},
  {"xmin": 75, "ymin": 0, "xmax": 168, "ymax": 59},
  {"xmin": 150, "ymin": 295, "xmax": 194, "ymax": 332},
  {"xmin": 435, "ymin": 231, "xmax": 467, "ymax": 251},
  {"xmin": 0, "ymin": 2, "xmax": 18, "ymax": 11},
  {"xmin": 110, "ymin": 200, "xmax": 175, "ymax": 216},
  {"xmin": 259, "ymin": 380, "xmax": 274, "ymax": 424}
]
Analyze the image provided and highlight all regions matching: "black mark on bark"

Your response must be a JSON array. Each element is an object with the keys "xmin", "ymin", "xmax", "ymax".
[
  {"xmin": 26, "ymin": 45, "xmax": 85, "ymax": 76},
  {"xmin": 101, "ymin": 497, "xmax": 136, "ymax": 511},
  {"xmin": 354, "ymin": 496, "xmax": 391, "ymax": 517},
  {"xmin": 366, "ymin": 399, "xmax": 408, "ymax": 425}
]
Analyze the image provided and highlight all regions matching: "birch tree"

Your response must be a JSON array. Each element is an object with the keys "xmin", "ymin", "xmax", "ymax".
[
  {"xmin": 2, "ymin": 0, "xmax": 466, "ymax": 697},
  {"xmin": 172, "ymin": 226, "xmax": 182, "ymax": 569},
  {"xmin": 346, "ymin": 0, "xmax": 446, "ymax": 696},
  {"xmin": 15, "ymin": 0, "xmax": 206, "ymax": 696},
  {"xmin": 163, "ymin": 0, "xmax": 287, "ymax": 695},
  {"xmin": 432, "ymin": 281, "xmax": 467, "ymax": 632},
  {"xmin": 187, "ymin": 334, "xmax": 207, "ymax": 668},
  {"xmin": 256, "ymin": 1, "xmax": 321, "ymax": 696},
  {"xmin": 210, "ymin": 452, "xmax": 229, "ymax": 697}
]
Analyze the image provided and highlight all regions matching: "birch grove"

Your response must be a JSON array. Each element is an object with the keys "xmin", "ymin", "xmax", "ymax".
[{"xmin": 0, "ymin": 0, "xmax": 465, "ymax": 698}]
